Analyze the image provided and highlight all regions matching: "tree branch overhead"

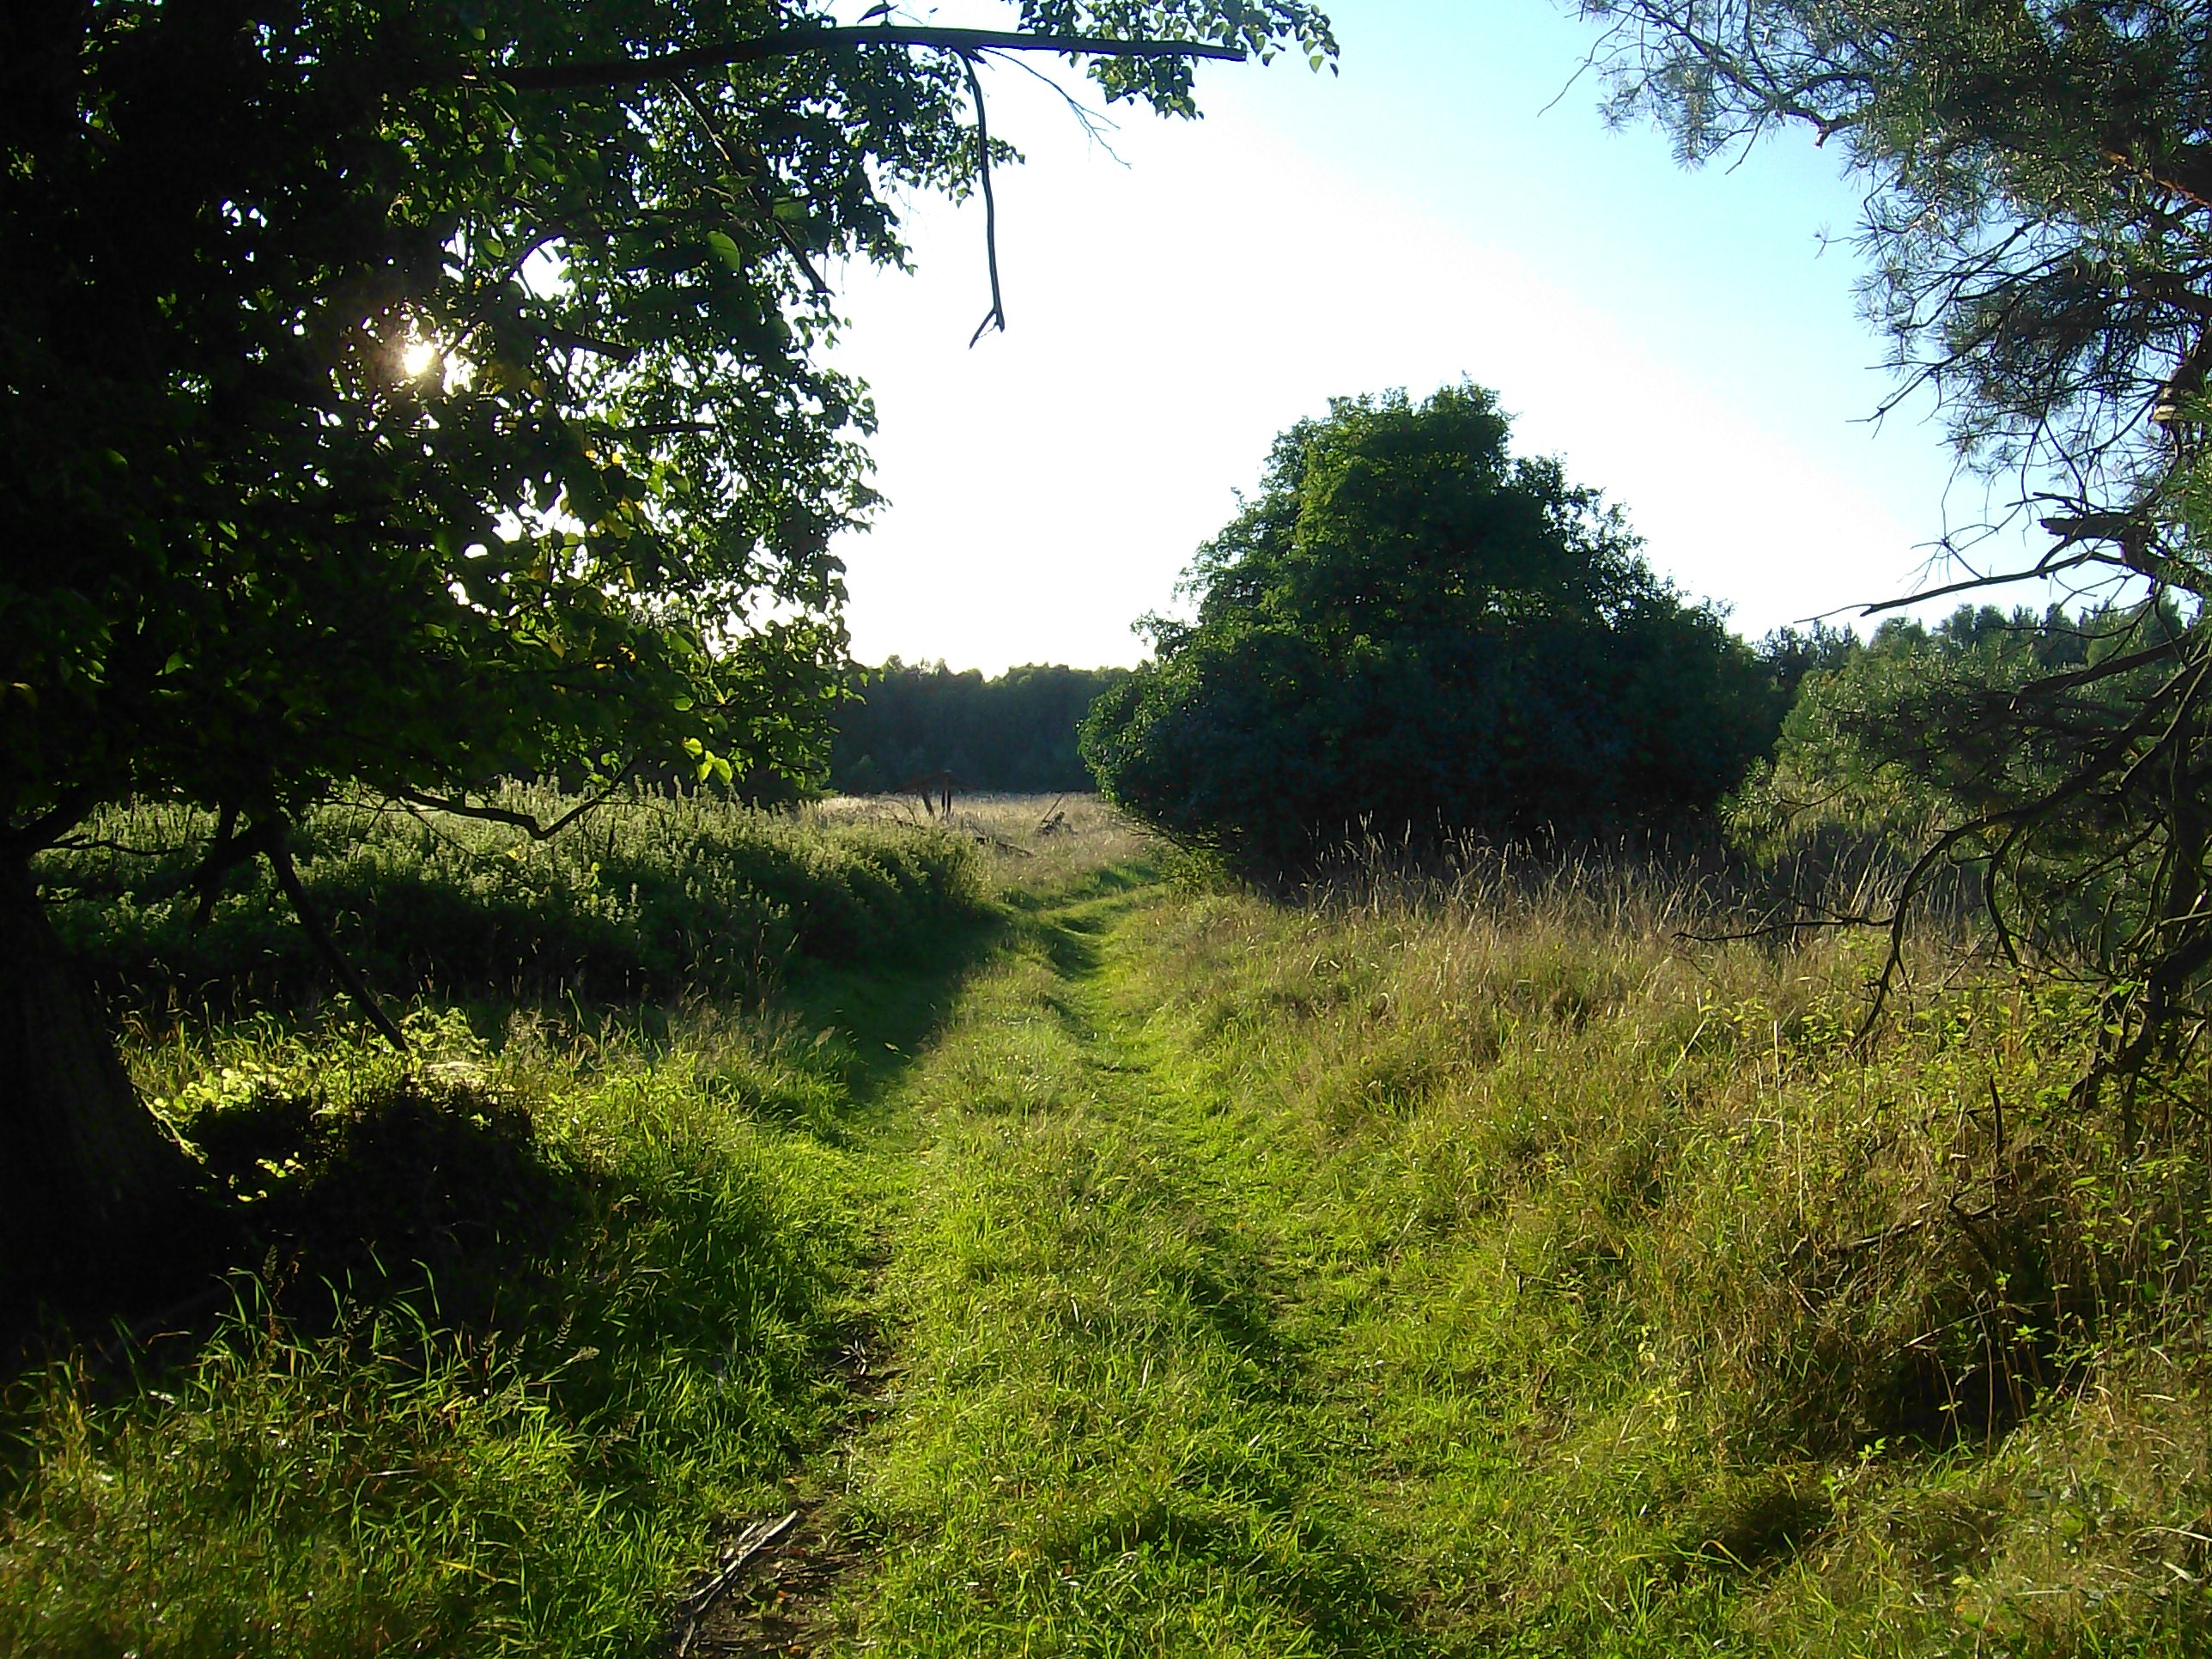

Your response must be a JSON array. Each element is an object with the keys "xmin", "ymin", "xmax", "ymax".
[{"xmin": 484, "ymin": 24, "xmax": 1246, "ymax": 93}]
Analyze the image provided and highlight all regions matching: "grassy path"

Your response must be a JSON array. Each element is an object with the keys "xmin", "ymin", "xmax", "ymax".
[
  {"xmin": 17, "ymin": 805, "xmax": 2209, "ymax": 1656},
  {"xmin": 820, "ymin": 838, "xmax": 2212, "ymax": 1659},
  {"xmin": 823, "ymin": 865, "xmax": 1437, "ymax": 1656}
]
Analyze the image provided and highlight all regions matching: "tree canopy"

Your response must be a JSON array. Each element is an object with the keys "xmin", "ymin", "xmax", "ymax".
[
  {"xmin": 1081, "ymin": 382, "xmax": 1771, "ymax": 873},
  {"xmin": 0, "ymin": 0, "xmax": 1334, "ymax": 1274}
]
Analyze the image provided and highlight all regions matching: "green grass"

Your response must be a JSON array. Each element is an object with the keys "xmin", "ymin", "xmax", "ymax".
[
  {"xmin": 1, "ymin": 1006, "xmax": 897, "ymax": 1656},
  {"xmin": 3, "ymin": 792, "xmax": 1006, "ymax": 1656},
  {"xmin": 42, "ymin": 784, "xmax": 985, "ymax": 1014},
  {"xmin": 831, "ymin": 842, "xmax": 2212, "ymax": 1656},
  {"xmin": 8, "ymin": 797, "xmax": 2212, "ymax": 1655}
]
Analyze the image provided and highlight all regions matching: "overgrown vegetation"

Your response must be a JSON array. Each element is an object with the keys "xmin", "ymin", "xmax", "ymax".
[
  {"xmin": 838, "ymin": 834, "xmax": 2212, "ymax": 1656},
  {"xmin": 37, "ymin": 785, "xmax": 983, "ymax": 1016},
  {"xmin": 9, "ymin": 800, "xmax": 2212, "ymax": 1654},
  {"xmin": 2, "ymin": 793, "xmax": 1017, "ymax": 1656}
]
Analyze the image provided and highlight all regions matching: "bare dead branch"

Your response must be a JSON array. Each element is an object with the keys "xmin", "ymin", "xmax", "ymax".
[
  {"xmin": 1856, "ymin": 550, "xmax": 2103, "ymax": 617},
  {"xmin": 962, "ymin": 52, "xmax": 1006, "ymax": 348},
  {"xmin": 396, "ymin": 774, "xmax": 631, "ymax": 842},
  {"xmin": 264, "ymin": 835, "xmax": 411, "ymax": 1054}
]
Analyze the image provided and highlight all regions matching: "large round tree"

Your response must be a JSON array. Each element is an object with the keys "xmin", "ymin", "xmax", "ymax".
[
  {"xmin": 0, "ymin": 0, "xmax": 1334, "ymax": 1291},
  {"xmin": 1081, "ymin": 382, "xmax": 1771, "ymax": 872}
]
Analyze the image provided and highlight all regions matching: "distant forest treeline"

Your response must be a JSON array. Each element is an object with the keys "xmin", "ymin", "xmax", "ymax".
[
  {"xmin": 830, "ymin": 660, "xmax": 1133, "ymax": 795},
  {"xmin": 825, "ymin": 609, "xmax": 2089, "ymax": 811}
]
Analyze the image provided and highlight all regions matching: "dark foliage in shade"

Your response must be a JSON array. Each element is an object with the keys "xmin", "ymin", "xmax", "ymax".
[{"xmin": 830, "ymin": 661, "xmax": 1131, "ymax": 795}]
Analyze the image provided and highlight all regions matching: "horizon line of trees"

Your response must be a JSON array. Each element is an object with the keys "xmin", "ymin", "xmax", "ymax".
[
  {"xmin": 829, "ymin": 659, "xmax": 1132, "ymax": 797},
  {"xmin": 820, "ymin": 613, "xmax": 1983, "ymax": 811}
]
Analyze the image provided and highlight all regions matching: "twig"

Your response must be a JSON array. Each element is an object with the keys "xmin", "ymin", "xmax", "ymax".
[
  {"xmin": 83, "ymin": 1283, "xmax": 230, "ymax": 1375},
  {"xmin": 1832, "ymin": 1199, "xmax": 1996, "ymax": 1259},
  {"xmin": 1676, "ymin": 911, "xmax": 1885, "ymax": 944},
  {"xmin": 995, "ymin": 49, "xmax": 1128, "ymax": 161},
  {"xmin": 265, "ymin": 839, "xmax": 412, "ymax": 1054},
  {"xmin": 46, "ymin": 836, "xmax": 171, "ymax": 858},
  {"xmin": 673, "ymin": 1510, "xmax": 800, "ymax": 1656},
  {"xmin": 963, "ymin": 52, "xmax": 1006, "ymax": 348},
  {"xmin": 672, "ymin": 78, "xmax": 833, "ymax": 298},
  {"xmin": 1856, "ymin": 549, "xmax": 2101, "ymax": 616},
  {"xmin": 397, "ymin": 773, "xmax": 629, "ymax": 841}
]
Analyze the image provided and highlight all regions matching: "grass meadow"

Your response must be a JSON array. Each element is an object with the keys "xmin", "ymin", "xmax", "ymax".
[{"xmin": 5, "ymin": 793, "xmax": 2211, "ymax": 1655}]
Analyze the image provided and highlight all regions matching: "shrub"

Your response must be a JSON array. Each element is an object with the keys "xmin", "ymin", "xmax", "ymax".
[{"xmin": 1081, "ymin": 382, "xmax": 1771, "ymax": 875}]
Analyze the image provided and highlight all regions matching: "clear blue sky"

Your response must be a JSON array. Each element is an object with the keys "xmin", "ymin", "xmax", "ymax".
[{"xmin": 823, "ymin": 1, "xmax": 2031, "ymax": 673}]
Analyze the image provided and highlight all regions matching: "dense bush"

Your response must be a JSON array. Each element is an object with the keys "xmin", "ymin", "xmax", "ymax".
[
  {"xmin": 830, "ymin": 660, "xmax": 1131, "ymax": 795},
  {"xmin": 1733, "ymin": 602, "xmax": 2192, "ymax": 953},
  {"xmin": 1081, "ymin": 382, "xmax": 1772, "ymax": 873},
  {"xmin": 37, "ymin": 786, "xmax": 986, "ymax": 1012},
  {"xmin": 1743, "ymin": 604, "xmax": 2191, "ymax": 827}
]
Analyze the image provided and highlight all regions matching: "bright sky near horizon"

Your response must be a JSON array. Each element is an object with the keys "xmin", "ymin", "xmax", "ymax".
[{"xmin": 822, "ymin": 1, "xmax": 2033, "ymax": 675}]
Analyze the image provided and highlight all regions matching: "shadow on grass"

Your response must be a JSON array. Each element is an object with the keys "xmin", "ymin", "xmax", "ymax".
[
  {"xmin": 191, "ymin": 1074, "xmax": 574, "ymax": 1332},
  {"xmin": 778, "ymin": 905, "xmax": 1011, "ymax": 1109},
  {"xmin": 997, "ymin": 860, "xmax": 1164, "ymax": 987},
  {"xmin": 1001, "ymin": 854, "xmax": 1162, "ymax": 916},
  {"xmin": 4, "ymin": 892, "xmax": 1024, "ymax": 1377}
]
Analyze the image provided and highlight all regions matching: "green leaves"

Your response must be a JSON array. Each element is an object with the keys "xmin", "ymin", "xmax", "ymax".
[
  {"xmin": 1084, "ymin": 382, "xmax": 1766, "ymax": 872},
  {"xmin": 3, "ymin": 0, "xmax": 1332, "ymax": 856}
]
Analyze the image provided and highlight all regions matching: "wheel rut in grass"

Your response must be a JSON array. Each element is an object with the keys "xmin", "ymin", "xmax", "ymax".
[
  {"xmin": 658, "ymin": 905, "xmax": 1010, "ymax": 1657},
  {"xmin": 667, "ymin": 1312, "xmax": 899, "ymax": 1657},
  {"xmin": 659, "ymin": 875, "xmax": 1172, "ymax": 1656},
  {"xmin": 818, "ymin": 872, "xmax": 1426, "ymax": 1656}
]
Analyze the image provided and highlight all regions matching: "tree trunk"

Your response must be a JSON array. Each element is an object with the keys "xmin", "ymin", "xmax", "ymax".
[{"xmin": 0, "ymin": 858, "xmax": 204, "ymax": 1318}]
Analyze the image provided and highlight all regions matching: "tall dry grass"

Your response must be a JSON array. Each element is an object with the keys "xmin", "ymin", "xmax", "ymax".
[
  {"xmin": 1107, "ymin": 836, "xmax": 2212, "ymax": 1649},
  {"xmin": 807, "ymin": 791, "xmax": 1155, "ymax": 895}
]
